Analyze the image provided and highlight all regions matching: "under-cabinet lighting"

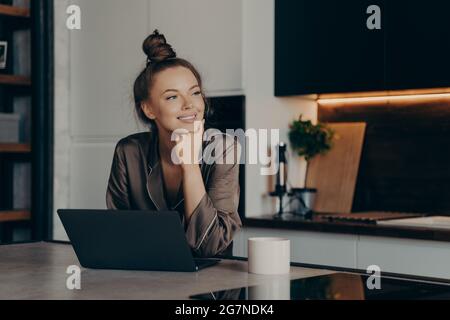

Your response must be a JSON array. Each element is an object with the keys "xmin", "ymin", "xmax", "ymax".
[{"xmin": 318, "ymin": 92, "xmax": 450, "ymax": 105}]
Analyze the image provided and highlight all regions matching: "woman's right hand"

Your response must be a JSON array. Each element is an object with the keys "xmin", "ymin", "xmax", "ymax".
[{"xmin": 171, "ymin": 120, "xmax": 204, "ymax": 166}]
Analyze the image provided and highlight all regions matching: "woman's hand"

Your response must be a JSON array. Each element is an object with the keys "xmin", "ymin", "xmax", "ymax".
[
  {"xmin": 170, "ymin": 120, "xmax": 207, "ymax": 224},
  {"xmin": 171, "ymin": 120, "xmax": 204, "ymax": 170}
]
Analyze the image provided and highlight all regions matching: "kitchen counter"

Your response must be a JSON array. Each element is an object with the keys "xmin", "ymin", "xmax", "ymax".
[
  {"xmin": 3, "ymin": 242, "xmax": 450, "ymax": 300},
  {"xmin": 0, "ymin": 242, "xmax": 333, "ymax": 300},
  {"xmin": 242, "ymin": 214, "xmax": 450, "ymax": 242}
]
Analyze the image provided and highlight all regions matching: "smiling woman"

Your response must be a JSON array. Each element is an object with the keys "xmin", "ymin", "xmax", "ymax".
[{"xmin": 106, "ymin": 30, "xmax": 242, "ymax": 258}]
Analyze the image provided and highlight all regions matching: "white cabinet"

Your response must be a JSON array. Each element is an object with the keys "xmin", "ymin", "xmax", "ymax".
[
  {"xmin": 69, "ymin": 0, "xmax": 148, "ymax": 138},
  {"xmin": 148, "ymin": 0, "xmax": 243, "ymax": 96},
  {"xmin": 357, "ymin": 236, "xmax": 450, "ymax": 280},
  {"xmin": 69, "ymin": 0, "xmax": 243, "ymax": 139},
  {"xmin": 54, "ymin": 0, "xmax": 149, "ymax": 240},
  {"xmin": 234, "ymin": 227, "xmax": 358, "ymax": 269},
  {"xmin": 69, "ymin": 142, "xmax": 116, "ymax": 209},
  {"xmin": 234, "ymin": 228, "xmax": 450, "ymax": 280}
]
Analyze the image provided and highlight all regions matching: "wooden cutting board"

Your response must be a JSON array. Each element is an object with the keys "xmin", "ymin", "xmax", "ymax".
[{"xmin": 306, "ymin": 122, "xmax": 366, "ymax": 214}]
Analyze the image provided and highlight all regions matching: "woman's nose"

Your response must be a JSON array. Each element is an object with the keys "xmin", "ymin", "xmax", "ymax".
[{"xmin": 182, "ymin": 99, "xmax": 194, "ymax": 110}]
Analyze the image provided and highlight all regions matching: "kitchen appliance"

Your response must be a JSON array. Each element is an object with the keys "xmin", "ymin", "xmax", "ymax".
[
  {"xmin": 288, "ymin": 188, "xmax": 317, "ymax": 218},
  {"xmin": 191, "ymin": 272, "xmax": 450, "ymax": 300},
  {"xmin": 269, "ymin": 142, "xmax": 288, "ymax": 218}
]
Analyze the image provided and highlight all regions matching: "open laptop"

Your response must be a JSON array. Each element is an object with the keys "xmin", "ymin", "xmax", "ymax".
[{"xmin": 57, "ymin": 209, "xmax": 220, "ymax": 272}]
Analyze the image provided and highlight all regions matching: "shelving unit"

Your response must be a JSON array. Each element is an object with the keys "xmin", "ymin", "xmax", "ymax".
[
  {"xmin": 0, "ymin": 74, "xmax": 31, "ymax": 86},
  {"xmin": 0, "ymin": 0, "xmax": 53, "ymax": 243},
  {"xmin": 0, "ymin": 210, "xmax": 30, "ymax": 223},
  {"xmin": 0, "ymin": 4, "xmax": 30, "ymax": 18},
  {"xmin": 0, "ymin": 143, "xmax": 31, "ymax": 153}
]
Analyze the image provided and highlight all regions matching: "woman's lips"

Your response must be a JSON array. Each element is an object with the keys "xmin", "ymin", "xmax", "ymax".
[{"xmin": 177, "ymin": 113, "xmax": 197, "ymax": 123}]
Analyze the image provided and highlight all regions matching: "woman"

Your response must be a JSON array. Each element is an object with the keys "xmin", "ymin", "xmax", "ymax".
[{"xmin": 106, "ymin": 30, "xmax": 242, "ymax": 258}]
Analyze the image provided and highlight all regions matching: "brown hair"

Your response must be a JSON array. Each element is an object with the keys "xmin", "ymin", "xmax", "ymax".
[{"xmin": 133, "ymin": 30, "xmax": 210, "ymax": 131}]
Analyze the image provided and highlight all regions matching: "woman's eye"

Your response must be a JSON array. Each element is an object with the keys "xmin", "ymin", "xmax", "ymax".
[
  {"xmin": 193, "ymin": 91, "xmax": 202, "ymax": 96},
  {"xmin": 166, "ymin": 95, "xmax": 177, "ymax": 100}
]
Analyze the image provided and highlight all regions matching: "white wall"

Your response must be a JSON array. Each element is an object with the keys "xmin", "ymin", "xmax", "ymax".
[
  {"xmin": 53, "ymin": 0, "xmax": 317, "ymax": 240},
  {"xmin": 53, "ymin": 0, "xmax": 70, "ymax": 241},
  {"xmin": 242, "ymin": 0, "xmax": 316, "ymax": 217}
]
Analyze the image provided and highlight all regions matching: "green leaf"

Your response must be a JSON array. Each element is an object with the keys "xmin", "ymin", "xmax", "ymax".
[{"xmin": 288, "ymin": 116, "xmax": 334, "ymax": 161}]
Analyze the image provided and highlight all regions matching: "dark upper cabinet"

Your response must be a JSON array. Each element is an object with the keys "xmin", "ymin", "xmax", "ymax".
[
  {"xmin": 275, "ymin": 0, "xmax": 385, "ymax": 96},
  {"xmin": 386, "ymin": 0, "xmax": 450, "ymax": 90},
  {"xmin": 275, "ymin": 0, "xmax": 450, "ymax": 95}
]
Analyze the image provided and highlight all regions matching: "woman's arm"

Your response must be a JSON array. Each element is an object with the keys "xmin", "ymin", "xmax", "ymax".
[
  {"xmin": 182, "ymin": 134, "xmax": 242, "ymax": 257},
  {"xmin": 106, "ymin": 141, "xmax": 131, "ymax": 210},
  {"xmin": 182, "ymin": 164, "xmax": 206, "ymax": 224}
]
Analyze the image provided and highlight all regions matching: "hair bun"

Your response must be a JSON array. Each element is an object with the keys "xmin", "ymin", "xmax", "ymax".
[{"xmin": 143, "ymin": 29, "xmax": 176, "ymax": 64}]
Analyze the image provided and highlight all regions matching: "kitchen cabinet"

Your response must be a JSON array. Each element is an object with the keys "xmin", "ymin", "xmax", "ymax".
[
  {"xmin": 386, "ymin": 0, "xmax": 450, "ymax": 90},
  {"xmin": 275, "ymin": 0, "xmax": 385, "ymax": 96},
  {"xmin": 357, "ymin": 236, "xmax": 450, "ymax": 279},
  {"xmin": 234, "ymin": 227, "xmax": 358, "ymax": 269},
  {"xmin": 235, "ymin": 227, "xmax": 450, "ymax": 279},
  {"xmin": 148, "ymin": 0, "xmax": 242, "ymax": 96},
  {"xmin": 275, "ymin": 0, "xmax": 450, "ymax": 95},
  {"xmin": 69, "ymin": 0, "xmax": 149, "ymax": 138}
]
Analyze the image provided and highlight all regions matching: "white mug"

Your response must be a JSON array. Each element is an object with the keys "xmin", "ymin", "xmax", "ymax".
[{"xmin": 248, "ymin": 237, "xmax": 290, "ymax": 275}]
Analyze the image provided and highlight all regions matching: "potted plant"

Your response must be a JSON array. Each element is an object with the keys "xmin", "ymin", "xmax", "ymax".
[{"xmin": 288, "ymin": 116, "xmax": 334, "ymax": 217}]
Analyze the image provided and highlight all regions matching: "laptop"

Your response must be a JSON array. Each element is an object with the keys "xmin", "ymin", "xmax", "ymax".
[{"xmin": 57, "ymin": 209, "xmax": 220, "ymax": 272}]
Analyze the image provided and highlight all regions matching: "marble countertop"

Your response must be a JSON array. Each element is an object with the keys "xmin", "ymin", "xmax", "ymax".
[{"xmin": 0, "ymin": 242, "xmax": 334, "ymax": 300}]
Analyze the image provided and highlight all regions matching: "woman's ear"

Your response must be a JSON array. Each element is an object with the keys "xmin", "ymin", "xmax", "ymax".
[{"xmin": 141, "ymin": 102, "xmax": 156, "ymax": 120}]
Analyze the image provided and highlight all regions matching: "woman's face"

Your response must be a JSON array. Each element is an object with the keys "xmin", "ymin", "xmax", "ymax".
[{"xmin": 142, "ymin": 66, "xmax": 205, "ymax": 134}]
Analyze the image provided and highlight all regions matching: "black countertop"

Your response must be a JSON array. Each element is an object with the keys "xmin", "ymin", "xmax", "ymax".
[
  {"xmin": 242, "ymin": 214, "xmax": 450, "ymax": 242},
  {"xmin": 191, "ymin": 272, "xmax": 450, "ymax": 300}
]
